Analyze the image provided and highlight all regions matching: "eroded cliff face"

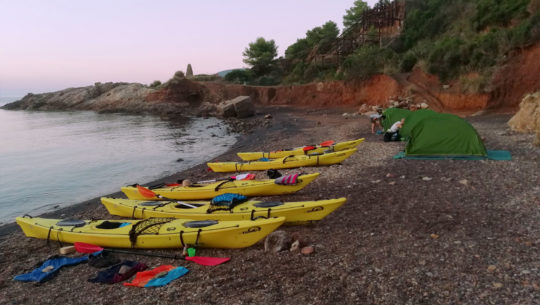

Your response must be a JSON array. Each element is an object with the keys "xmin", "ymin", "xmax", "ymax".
[
  {"xmin": 198, "ymin": 74, "xmax": 487, "ymax": 113},
  {"xmin": 489, "ymin": 44, "xmax": 540, "ymax": 110}
]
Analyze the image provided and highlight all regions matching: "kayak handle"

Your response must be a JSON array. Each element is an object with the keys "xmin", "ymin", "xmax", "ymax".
[{"xmin": 250, "ymin": 208, "xmax": 271, "ymax": 220}]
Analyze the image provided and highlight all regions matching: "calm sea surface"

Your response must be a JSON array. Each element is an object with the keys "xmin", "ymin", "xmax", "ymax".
[{"xmin": 0, "ymin": 106, "xmax": 237, "ymax": 225}]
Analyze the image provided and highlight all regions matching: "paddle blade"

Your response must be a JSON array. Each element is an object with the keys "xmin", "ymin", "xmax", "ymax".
[
  {"xmin": 185, "ymin": 256, "xmax": 230, "ymax": 266},
  {"xmin": 137, "ymin": 185, "xmax": 157, "ymax": 199},
  {"xmin": 303, "ymin": 145, "xmax": 316, "ymax": 152},
  {"xmin": 319, "ymin": 140, "xmax": 335, "ymax": 147},
  {"xmin": 75, "ymin": 242, "xmax": 104, "ymax": 253}
]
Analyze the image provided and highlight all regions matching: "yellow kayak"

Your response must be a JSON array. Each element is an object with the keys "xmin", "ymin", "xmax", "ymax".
[
  {"xmin": 208, "ymin": 148, "xmax": 357, "ymax": 172},
  {"xmin": 16, "ymin": 216, "xmax": 285, "ymax": 249},
  {"xmin": 101, "ymin": 197, "xmax": 346, "ymax": 224},
  {"xmin": 237, "ymin": 138, "xmax": 365, "ymax": 161},
  {"xmin": 122, "ymin": 173, "xmax": 320, "ymax": 200}
]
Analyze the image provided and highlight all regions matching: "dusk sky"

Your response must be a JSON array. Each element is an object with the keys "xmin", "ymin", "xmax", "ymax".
[{"xmin": 1, "ymin": 0, "xmax": 378, "ymax": 97}]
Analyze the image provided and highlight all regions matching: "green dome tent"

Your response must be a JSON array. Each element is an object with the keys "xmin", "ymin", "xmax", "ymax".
[
  {"xmin": 382, "ymin": 108, "xmax": 487, "ymax": 157},
  {"xmin": 381, "ymin": 108, "xmax": 412, "ymax": 132}
]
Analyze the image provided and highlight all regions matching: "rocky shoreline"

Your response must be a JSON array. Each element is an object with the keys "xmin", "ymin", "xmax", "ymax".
[{"xmin": 0, "ymin": 105, "xmax": 538, "ymax": 305}]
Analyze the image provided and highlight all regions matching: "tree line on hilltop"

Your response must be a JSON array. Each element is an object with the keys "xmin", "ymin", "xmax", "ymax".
[{"xmin": 226, "ymin": 0, "xmax": 540, "ymax": 92}]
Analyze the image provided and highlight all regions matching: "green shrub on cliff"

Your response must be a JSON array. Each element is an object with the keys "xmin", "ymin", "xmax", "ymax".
[
  {"xmin": 342, "ymin": 45, "xmax": 397, "ymax": 80},
  {"xmin": 190, "ymin": 74, "xmax": 220, "ymax": 82},
  {"xmin": 224, "ymin": 69, "xmax": 253, "ymax": 84},
  {"xmin": 304, "ymin": 21, "xmax": 339, "ymax": 56},
  {"xmin": 343, "ymin": 0, "xmax": 369, "ymax": 30},
  {"xmin": 149, "ymin": 80, "xmax": 162, "ymax": 88},
  {"xmin": 238, "ymin": 0, "xmax": 540, "ymax": 89},
  {"xmin": 395, "ymin": 0, "xmax": 540, "ymax": 83},
  {"xmin": 473, "ymin": 0, "xmax": 530, "ymax": 30}
]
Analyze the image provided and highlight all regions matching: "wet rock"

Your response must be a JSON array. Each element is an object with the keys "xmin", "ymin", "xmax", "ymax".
[
  {"xmin": 232, "ymin": 96, "xmax": 255, "ymax": 118},
  {"xmin": 196, "ymin": 102, "xmax": 217, "ymax": 117},
  {"xmin": 264, "ymin": 230, "xmax": 291, "ymax": 253},
  {"xmin": 218, "ymin": 101, "xmax": 236, "ymax": 118},
  {"xmin": 218, "ymin": 96, "xmax": 254, "ymax": 118}
]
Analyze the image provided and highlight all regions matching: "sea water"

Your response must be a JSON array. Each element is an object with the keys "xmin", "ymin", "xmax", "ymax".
[{"xmin": 0, "ymin": 108, "xmax": 237, "ymax": 225}]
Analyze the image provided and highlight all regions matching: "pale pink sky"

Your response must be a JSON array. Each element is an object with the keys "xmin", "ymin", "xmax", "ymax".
[{"xmin": 0, "ymin": 0, "xmax": 377, "ymax": 97}]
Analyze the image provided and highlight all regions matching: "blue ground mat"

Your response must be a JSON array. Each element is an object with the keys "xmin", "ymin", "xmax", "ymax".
[{"xmin": 393, "ymin": 150, "xmax": 512, "ymax": 160}]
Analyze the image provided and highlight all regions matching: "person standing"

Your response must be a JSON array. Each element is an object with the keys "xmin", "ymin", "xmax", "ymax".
[{"xmin": 369, "ymin": 108, "xmax": 384, "ymax": 134}]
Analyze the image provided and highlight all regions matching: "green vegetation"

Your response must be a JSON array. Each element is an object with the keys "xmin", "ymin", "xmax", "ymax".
[
  {"xmin": 242, "ymin": 37, "xmax": 279, "ymax": 85},
  {"xmin": 473, "ymin": 0, "xmax": 530, "ymax": 30},
  {"xmin": 341, "ymin": 45, "xmax": 397, "ymax": 80},
  {"xmin": 173, "ymin": 70, "xmax": 185, "ymax": 79},
  {"xmin": 149, "ymin": 80, "xmax": 162, "ymax": 88},
  {"xmin": 224, "ymin": 69, "xmax": 253, "ymax": 84},
  {"xmin": 343, "ymin": 1, "xmax": 369, "ymax": 30},
  {"xmin": 283, "ymin": 21, "xmax": 340, "ymax": 84},
  {"xmin": 228, "ymin": 0, "xmax": 539, "ymax": 92},
  {"xmin": 189, "ymin": 74, "xmax": 220, "ymax": 82}
]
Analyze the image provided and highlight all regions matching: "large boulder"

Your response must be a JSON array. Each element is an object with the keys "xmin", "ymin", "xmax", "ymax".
[
  {"xmin": 217, "ymin": 96, "xmax": 254, "ymax": 118},
  {"xmin": 508, "ymin": 91, "xmax": 540, "ymax": 146},
  {"xmin": 217, "ymin": 101, "xmax": 237, "ymax": 118}
]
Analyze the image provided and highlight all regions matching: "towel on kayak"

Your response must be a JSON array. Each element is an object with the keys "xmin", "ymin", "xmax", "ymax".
[
  {"xmin": 14, "ymin": 255, "xmax": 90, "ymax": 283},
  {"xmin": 124, "ymin": 265, "xmax": 189, "ymax": 287},
  {"xmin": 232, "ymin": 173, "xmax": 255, "ymax": 181},
  {"xmin": 88, "ymin": 260, "xmax": 147, "ymax": 284},
  {"xmin": 274, "ymin": 174, "xmax": 299, "ymax": 185}
]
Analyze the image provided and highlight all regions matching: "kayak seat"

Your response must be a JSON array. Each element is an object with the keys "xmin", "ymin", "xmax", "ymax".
[
  {"xmin": 140, "ymin": 201, "xmax": 163, "ymax": 206},
  {"xmin": 96, "ymin": 221, "xmax": 129, "ymax": 229},
  {"xmin": 56, "ymin": 219, "xmax": 86, "ymax": 227},
  {"xmin": 183, "ymin": 220, "xmax": 219, "ymax": 228},
  {"xmin": 253, "ymin": 201, "xmax": 284, "ymax": 208},
  {"xmin": 174, "ymin": 203, "xmax": 206, "ymax": 209}
]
